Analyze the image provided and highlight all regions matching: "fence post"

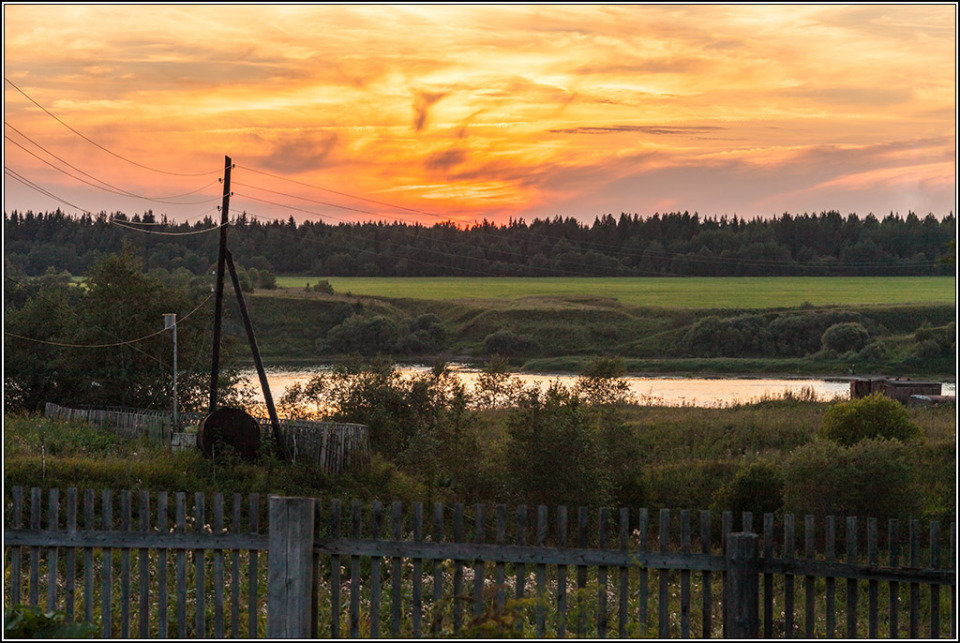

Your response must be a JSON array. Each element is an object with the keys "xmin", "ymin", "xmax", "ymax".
[
  {"xmin": 267, "ymin": 496, "xmax": 316, "ymax": 638},
  {"xmin": 724, "ymin": 532, "xmax": 759, "ymax": 638}
]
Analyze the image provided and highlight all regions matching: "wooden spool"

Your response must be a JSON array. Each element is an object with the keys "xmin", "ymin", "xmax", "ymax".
[{"xmin": 198, "ymin": 408, "xmax": 261, "ymax": 461}]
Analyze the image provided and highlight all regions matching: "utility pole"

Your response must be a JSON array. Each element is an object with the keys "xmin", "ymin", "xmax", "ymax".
[
  {"xmin": 208, "ymin": 155, "xmax": 232, "ymax": 415},
  {"xmin": 164, "ymin": 313, "xmax": 178, "ymax": 430}
]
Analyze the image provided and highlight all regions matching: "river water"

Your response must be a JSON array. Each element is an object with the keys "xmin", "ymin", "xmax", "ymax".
[{"xmin": 239, "ymin": 365, "xmax": 955, "ymax": 408}]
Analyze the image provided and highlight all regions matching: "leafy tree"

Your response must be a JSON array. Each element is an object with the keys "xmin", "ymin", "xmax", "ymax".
[
  {"xmin": 711, "ymin": 460, "xmax": 784, "ymax": 516},
  {"xmin": 821, "ymin": 322, "xmax": 869, "ymax": 353}
]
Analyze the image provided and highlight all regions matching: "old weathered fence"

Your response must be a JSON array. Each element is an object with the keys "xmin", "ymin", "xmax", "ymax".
[
  {"xmin": 43, "ymin": 404, "xmax": 370, "ymax": 475},
  {"xmin": 44, "ymin": 403, "xmax": 174, "ymax": 445},
  {"xmin": 4, "ymin": 487, "xmax": 955, "ymax": 639}
]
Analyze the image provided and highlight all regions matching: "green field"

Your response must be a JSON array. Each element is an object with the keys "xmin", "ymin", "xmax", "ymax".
[{"xmin": 276, "ymin": 276, "xmax": 956, "ymax": 309}]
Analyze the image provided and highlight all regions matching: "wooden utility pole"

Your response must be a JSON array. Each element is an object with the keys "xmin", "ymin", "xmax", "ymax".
[
  {"xmin": 225, "ymin": 250, "xmax": 286, "ymax": 459},
  {"xmin": 208, "ymin": 155, "xmax": 232, "ymax": 415}
]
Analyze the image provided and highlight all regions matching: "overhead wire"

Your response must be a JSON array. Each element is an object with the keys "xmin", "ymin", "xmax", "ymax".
[
  {"xmin": 109, "ymin": 217, "xmax": 231, "ymax": 236},
  {"xmin": 5, "ymin": 166, "xmax": 91, "ymax": 214},
  {"xmin": 4, "ymin": 77, "xmax": 219, "ymax": 177},
  {"xmin": 5, "ymin": 122, "xmax": 222, "ymax": 202},
  {"xmin": 5, "ymin": 293, "xmax": 213, "ymax": 348}
]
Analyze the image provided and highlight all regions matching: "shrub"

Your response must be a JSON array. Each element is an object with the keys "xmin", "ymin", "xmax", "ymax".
[
  {"xmin": 310, "ymin": 279, "xmax": 334, "ymax": 294},
  {"xmin": 821, "ymin": 322, "xmax": 869, "ymax": 353},
  {"xmin": 783, "ymin": 439, "xmax": 921, "ymax": 521},
  {"xmin": 819, "ymin": 393, "xmax": 922, "ymax": 446},
  {"xmin": 711, "ymin": 459, "xmax": 784, "ymax": 516},
  {"xmin": 480, "ymin": 329, "xmax": 538, "ymax": 357},
  {"xmin": 5, "ymin": 604, "xmax": 98, "ymax": 639},
  {"xmin": 326, "ymin": 315, "xmax": 400, "ymax": 355}
]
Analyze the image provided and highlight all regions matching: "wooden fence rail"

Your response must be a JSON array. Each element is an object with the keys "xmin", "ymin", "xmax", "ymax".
[{"xmin": 4, "ymin": 487, "xmax": 956, "ymax": 639}]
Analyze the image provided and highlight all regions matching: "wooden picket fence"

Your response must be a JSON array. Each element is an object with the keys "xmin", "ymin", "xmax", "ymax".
[
  {"xmin": 44, "ymin": 403, "xmax": 174, "ymax": 445},
  {"xmin": 3, "ymin": 486, "xmax": 956, "ymax": 639},
  {"xmin": 43, "ymin": 403, "xmax": 370, "ymax": 475}
]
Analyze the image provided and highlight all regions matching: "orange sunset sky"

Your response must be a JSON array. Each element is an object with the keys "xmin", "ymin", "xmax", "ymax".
[{"xmin": 3, "ymin": 4, "xmax": 957, "ymax": 225}]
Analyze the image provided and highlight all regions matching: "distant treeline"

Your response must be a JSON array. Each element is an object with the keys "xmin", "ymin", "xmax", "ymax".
[{"xmin": 3, "ymin": 209, "xmax": 954, "ymax": 277}]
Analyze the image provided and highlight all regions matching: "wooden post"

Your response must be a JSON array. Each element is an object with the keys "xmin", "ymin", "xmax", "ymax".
[
  {"xmin": 208, "ymin": 155, "xmax": 232, "ymax": 415},
  {"xmin": 225, "ymin": 250, "xmax": 286, "ymax": 459},
  {"xmin": 724, "ymin": 532, "xmax": 759, "ymax": 639},
  {"xmin": 267, "ymin": 496, "xmax": 316, "ymax": 638}
]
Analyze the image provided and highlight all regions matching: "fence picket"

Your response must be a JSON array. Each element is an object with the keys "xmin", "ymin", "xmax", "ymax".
[
  {"xmin": 157, "ymin": 493, "xmax": 168, "ymax": 639},
  {"xmin": 120, "ymin": 490, "xmax": 131, "ymax": 638},
  {"xmin": 825, "ymin": 515, "xmax": 836, "ymax": 638},
  {"xmin": 930, "ymin": 521, "xmax": 940, "ymax": 639},
  {"xmin": 763, "ymin": 513, "xmax": 773, "ymax": 639},
  {"xmin": 83, "ymin": 490, "xmax": 95, "ymax": 624},
  {"xmin": 351, "ymin": 500, "xmax": 363, "ymax": 639},
  {"xmin": 213, "ymin": 494, "xmax": 225, "ymax": 638},
  {"xmin": 175, "ymin": 492, "xmax": 186, "ymax": 639},
  {"xmin": 412, "ymin": 502, "xmax": 424, "ymax": 638},
  {"xmin": 537, "ymin": 505, "xmax": 548, "ymax": 638},
  {"xmin": 577, "ymin": 506, "xmax": 589, "ymax": 638},
  {"xmin": 194, "ymin": 492, "xmax": 206, "ymax": 638},
  {"xmin": 784, "ymin": 514, "xmax": 795, "ymax": 639},
  {"xmin": 101, "ymin": 490, "xmax": 113, "ymax": 638},
  {"xmin": 65, "ymin": 488, "xmax": 77, "ymax": 620},
  {"xmin": 804, "ymin": 515, "xmax": 815, "ymax": 638},
  {"xmin": 680, "ymin": 510, "xmax": 691, "ymax": 639},
  {"xmin": 494, "ymin": 505, "xmax": 506, "ymax": 615},
  {"xmin": 46, "ymin": 488, "xmax": 60, "ymax": 613},
  {"xmin": 721, "ymin": 510, "xmax": 731, "ymax": 637},
  {"xmin": 452, "ymin": 503, "xmax": 464, "ymax": 634},
  {"xmin": 473, "ymin": 504, "xmax": 486, "ymax": 618},
  {"xmin": 138, "ymin": 491, "xmax": 150, "ymax": 638},
  {"xmin": 247, "ymin": 494, "xmax": 259, "ymax": 639},
  {"xmin": 556, "ymin": 506, "xmax": 568, "ymax": 638},
  {"xmin": 431, "ymin": 502, "xmax": 443, "ymax": 637},
  {"xmin": 29, "ymin": 487, "xmax": 40, "ymax": 607},
  {"xmin": 909, "ymin": 519, "xmax": 919, "ymax": 639},
  {"xmin": 701, "ymin": 510, "xmax": 712, "ymax": 639},
  {"xmin": 867, "ymin": 518, "xmax": 878, "ymax": 639},
  {"xmin": 332, "ymin": 499, "xmax": 343, "ymax": 639},
  {"xmin": 846, "ymin": 517, "xmax": 858, "ymax": 638},
  {"xmin": 10, "ymin": 487, "xmax": 23, "ymax": 607},
  {"xmin": 598, "ymin": 507, "xmax": 610, "ymax": 639},
  {"xmin": 638, "ymin": 508, "xmax": 649, "ymax": 637},
  {"xmin": 389, "ymin": 501, "xmax": 401, "ymax": 638},
  {"xmin": 888, "ymin": 519, "xmax": 899, "ymax": 639},
  {"xmin": 231, "ymin": 494, "xmax": 241, "ymax": 639},
  {"xmin": 370, "ymin": 502, "xmax": 384, "ymax": 639},
  {"xmin": 618, "ymin": 507, "xmax": 630, "ymax": 639},
  {"xmin": 658, "ymin": 508, "xmax": 670, "ymax": 639}
]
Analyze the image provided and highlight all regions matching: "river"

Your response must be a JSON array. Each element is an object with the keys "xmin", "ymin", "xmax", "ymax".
[{"xmin": 239, "ymin": 365, "xmax": 956, "ymax": 408}]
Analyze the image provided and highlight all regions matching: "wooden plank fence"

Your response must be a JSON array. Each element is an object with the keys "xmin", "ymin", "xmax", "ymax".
[
  {"xmin": 4, "ymin": 487, "xmax": 955, "ymax": 638},
  {"xmin": 43, "ymin": 403, "xmax": 370, "ymax": 475}
]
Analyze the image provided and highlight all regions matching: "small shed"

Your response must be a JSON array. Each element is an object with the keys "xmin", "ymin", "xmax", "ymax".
[{"xmin": 850, "ymin": 378, "xmax": 941, "ymax": 405}]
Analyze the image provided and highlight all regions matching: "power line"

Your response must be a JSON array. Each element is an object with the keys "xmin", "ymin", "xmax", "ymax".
[
  {"xmin": 4, "ymin": 77, "xmax": 219, "ymax": 178},
  {"xmin": 5, "ymin": 293, "xmax": 213, "ymax": 348},
  {"xmin": 109, "ymin": 217, "xmax": 231, "ymax": 236},
  {"xmin": 5, "ymin": 134, "xmax": 219, "ymax": 206},
  {"xmin": 5, "ymin": 166, "xmax": 91, "ymax": 214},
  {"xmin": 5, "ymin": 122, "xmax": 222, "ymax": 202}
]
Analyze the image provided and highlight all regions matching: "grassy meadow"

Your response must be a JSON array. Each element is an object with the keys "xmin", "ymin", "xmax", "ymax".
[{"xmin": 274, "ymin": 276, "xmax": 956, "ymax": 309}]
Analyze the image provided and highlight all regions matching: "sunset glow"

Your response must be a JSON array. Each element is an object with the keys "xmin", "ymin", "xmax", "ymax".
[{"xmin": 3, "ymin": 4, "xmax": 956, "ymax": 224}]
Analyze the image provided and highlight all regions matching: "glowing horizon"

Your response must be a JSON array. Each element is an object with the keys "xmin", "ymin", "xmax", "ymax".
[{"xmin": 3, "ymin": 4, "xmax": 956, "ymax": 225}]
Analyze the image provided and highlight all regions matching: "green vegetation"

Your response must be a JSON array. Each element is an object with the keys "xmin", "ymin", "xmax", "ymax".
[
  {"xmin": 819, "ymin": 393, "xmax": 922, "ymax": 445},
  {"xmin": 240, "ymin": 287, "xmax": 954, "ymax": 376},
  {"xmin": 6, "ymin": 359, "xmax": 954, "ymax": 524},
  {"xmin": 4, "ymin": 604, "xmax": 98, "ymax": 639},
  {"xmin": 273, "ymin": 276, "xmax": 955, "ymax": 308}
]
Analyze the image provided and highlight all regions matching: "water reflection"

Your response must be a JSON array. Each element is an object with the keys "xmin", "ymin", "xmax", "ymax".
[{"xmin": 234, "ymin": 364, "xmax": 958, "ymax": 409}]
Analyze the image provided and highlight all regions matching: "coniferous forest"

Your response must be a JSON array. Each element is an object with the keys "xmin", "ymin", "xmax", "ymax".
[{"xmin": 3, "ymin": 209, "xmax": 954, "ymax": 278}]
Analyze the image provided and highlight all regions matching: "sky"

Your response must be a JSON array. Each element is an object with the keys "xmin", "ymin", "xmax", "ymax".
[{"xmin": 3, "ymin": 4, "xmax": 957, "ymax": 225}]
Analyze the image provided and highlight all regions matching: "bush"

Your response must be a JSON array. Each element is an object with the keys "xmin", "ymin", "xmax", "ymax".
[
  {"xmin": 326, "ymin": 315, "xmax": 400, "ymax": 355},
  {"xmin": 711, "ymin": 459, "xmax": 784, "ymax": 516},
  {"xmin": 311, "ymin": 279, "xmax": 334, "ymax": 294},
  {"xmin": 819, "ymin": 393, "xmax": 922, "ymax": 446},
  {"xmin": 480, "ymin": 329, "xmax": 538, "ymax": 357},
  {"xmin": 821, "ymin": 322, "xmax": 869, "ymax": 353},
  {"xmin": 783, "ymin": 439, "xmax": 921, "ymax": 521}
]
